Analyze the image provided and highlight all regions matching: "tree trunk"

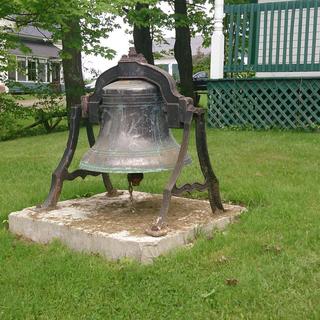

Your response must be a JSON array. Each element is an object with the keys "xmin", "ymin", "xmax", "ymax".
[
  {"xmin": 174, "ymin": 0, "xmax": 194, "ymax": 100},
  {"xmin": 61, "ymin": 17, "xmax": 85, "ymax": 115},
  {"xmin": 133, "ymin": 3, "xmax": 154, "ymax": 65}
]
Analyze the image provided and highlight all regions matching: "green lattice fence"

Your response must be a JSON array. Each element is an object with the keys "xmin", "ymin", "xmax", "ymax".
[{"xmin": 207, "ymin": 78, "xmax": 320, "ymax": 129}]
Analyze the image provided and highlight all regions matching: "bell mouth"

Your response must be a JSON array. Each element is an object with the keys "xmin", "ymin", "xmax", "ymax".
[{"xmin": 79, "ymin": 149, "xmax": 192, "ymax": 174}]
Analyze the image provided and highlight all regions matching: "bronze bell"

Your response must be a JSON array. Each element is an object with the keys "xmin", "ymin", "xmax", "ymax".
[{"xmin": 79, "ymin": 79, "xmax": 191, "ymax": 173}]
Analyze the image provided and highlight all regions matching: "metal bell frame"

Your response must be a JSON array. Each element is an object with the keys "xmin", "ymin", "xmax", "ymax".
[{"xmin": 42, "ymin": 48, "xmax": 224, "ymax": 236}]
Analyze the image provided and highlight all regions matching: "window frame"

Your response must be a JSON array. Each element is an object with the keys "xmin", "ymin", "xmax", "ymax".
[
  {"xmin": 12, "ymin": 55, "xmax": 62, "ymax": 84},
  {"xmin": 16, "ymin": 56, "xmax": 27, "ymax": 82}
]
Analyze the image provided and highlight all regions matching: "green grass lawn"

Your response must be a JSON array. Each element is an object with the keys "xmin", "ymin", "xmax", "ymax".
[
  {"xmin": 197, "ymin": 91, "xmax": 208, "ymax": 108},
  {"xmin": 0, "ymin": 128, "xmax": 320, "ymax": 319},
  {"xmin": 12, "ymin": 94, "xmax": 37, "ymax": 101}
]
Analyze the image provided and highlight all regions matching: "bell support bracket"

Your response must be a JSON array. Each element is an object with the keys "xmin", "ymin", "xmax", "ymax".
[
  {"xmin": 85, "ymin": 48, "xmax": 223, "ymax": 236},
  {"xmin": 42, "ymin": 48, "xmax": 223, "ymax": 235},
  {"xmin": 87, "ymin": 48, "xmax": 193, "ymax": 128},
  {"xmin": 145, "ymin": 105, "xmax": 224, "ymax": 236},
  {"xmin": 41, "ymin": 103, "xmax": 116, "ymax": 210}
]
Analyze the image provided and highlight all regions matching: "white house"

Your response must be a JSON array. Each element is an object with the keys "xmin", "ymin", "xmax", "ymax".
[
  {"xmin": 1, "ymin": 21, "xmax": 64, "ymax": 93},
  {"xmin": 153, "ymin": 35, "xmax": 211, "ymax": 79}
]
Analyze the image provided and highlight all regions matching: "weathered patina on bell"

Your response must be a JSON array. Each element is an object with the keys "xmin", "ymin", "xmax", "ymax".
[{"xmin": 79, "ymin": 79, "xmax": 191, "ymax": 173}]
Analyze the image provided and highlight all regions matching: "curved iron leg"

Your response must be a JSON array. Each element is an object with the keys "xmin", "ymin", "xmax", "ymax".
[
  {"xmin": 85, "ymin": 119, "xmax": 117, "ymax": 196},
  {"xmin": 146, "ymin": 122, "xmax": 192, "ymax": 236},
  {"xmin": 195, "ymin": 112, "xmax": 224, "ymax": 212},
  {"xmin": 41, "ymin": 105, "xmax": 82, "ymax": 209},
  {"xmin": 102, "ymin": 174, "xmax": 118, "ymax": 196}
]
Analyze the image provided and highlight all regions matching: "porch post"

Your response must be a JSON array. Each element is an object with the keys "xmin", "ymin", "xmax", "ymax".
[{"xmin": 210, "ymin": 0, "xmax": 225, "ymax": 79}]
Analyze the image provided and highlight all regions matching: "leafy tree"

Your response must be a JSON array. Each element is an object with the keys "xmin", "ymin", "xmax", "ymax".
[
  {"xmin": 170, "ymin": 0, "xmax": 216, "ymax": 100},
  {"xmin": 123, "ymin": 0, "xmax": 212, "ymax": 100},
  {"xmin": 121, "ymin": 1, "xmax": 166, "ymax": 65},
  {"xmin": 173, "ymin": 0, "xmax": 194, "ymax": 99},
  {"xmin": 172, "ymin": 0, "xmax": 252, "ymax": 97},
  {"xmin": 132, "ymin": 3, "xmax": 155, "ymax": 65},
  {"xmin": 193, "ymin": 54, "xmax": 210, "ymax": 75},
  {"xmin": 1, "ymin": 0, "xmax": 117, "ymax": 113}
]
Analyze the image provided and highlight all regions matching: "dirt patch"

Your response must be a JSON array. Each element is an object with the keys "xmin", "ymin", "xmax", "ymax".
[{"xmin": 29, "ymin": 192, "xmax": 244, "ymax": 237}]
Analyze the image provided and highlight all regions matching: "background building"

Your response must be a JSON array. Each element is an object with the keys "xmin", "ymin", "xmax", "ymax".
[
  {"xmin": 153, "ymin": 35, "xmax": 210, "ymax": 80},
  {"xmin": 2, "ymin": 23, "xmax": 64, "ymax": 93}
]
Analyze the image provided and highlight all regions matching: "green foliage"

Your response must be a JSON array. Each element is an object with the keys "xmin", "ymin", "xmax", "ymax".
[
  {"xmin": 0, "ymin": 93, "xmax": 31, "ymax": 139},
  {"xmin": 119, "ymin": 0, "xmax": 215, "ymax": 59},
  {"xmin": 227, "ymin": 71, "xmax": 256, "ymax": 78},
  {"xmin": 193, "ymin": 54, "xmax": 210, "ymax": 74},
  {"xmin": 125, "ymin": 4, "xmax": 165, "ymax": 29},
  {"xmin": 197, "ymin": 92, "xmax": 208, "ymax": 108},
  {"xmin": 187, "ymin": 0, "xmax": 214, "ymax": 47},
  {"xmin": 0, "ymin": 0, "xmax": 121, "ymax": 114},
  {"xmin": 120, "ymin": 1, "xmax": 167, "ymax": 48},
  {"xmin": 0, "ymin": 87, "xmax": 67, "ymax": 141},
  {"xmin": 30, "ymin": 88, "xmax": 67, "ymax": 134},
  {"xmin": 0, "ymin": 0, "xmax": 119, "ymax": 60}
]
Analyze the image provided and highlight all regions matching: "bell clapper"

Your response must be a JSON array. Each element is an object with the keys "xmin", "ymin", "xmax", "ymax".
[{"xmin": 127, "ymin": 173, "xmax": 144, "ymax": 213}]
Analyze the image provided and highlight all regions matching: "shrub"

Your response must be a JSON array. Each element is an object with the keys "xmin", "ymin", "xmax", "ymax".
[
  {"xmin": 0, "ymin": 93, "xmax": 32, "ymax": 140},
  {"xmin": 0, "ymin": 89, "xmax": 67, "ymax": 141}
]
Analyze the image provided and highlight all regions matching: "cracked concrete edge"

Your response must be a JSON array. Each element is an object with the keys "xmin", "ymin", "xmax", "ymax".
[
  {"xmin": 138, "ymin": 213, "xmax": 245, "ymax": 264},
  {"xmin": 8, "ymin": 203, "xmax": 247, "ymax": 264},
  {"xmin": 9, "ymin": 213, "xmax": 144, "ymax": 260}
]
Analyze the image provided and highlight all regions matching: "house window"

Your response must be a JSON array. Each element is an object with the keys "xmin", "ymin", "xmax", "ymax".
[
  {"xmin": 28, "ymin": 59, "xmax": 37, "ymax": 81},
  {"xmin": 11, "ymin": 56, "xmax": 62, "ymax": 83},
  {"xmin": 38, "ymin": 59, "xmax": 47, "ymax": 82},
  {"xmin": 7, "ymin": 55, "xmax": 17, "ymax": 80},
  {"xmin": 17, "ymin": 58, "xmax": 26, "ymax": 81},
  {"xmin": 8, "ymin": 69, "xmax": 16, "ymax": 81},
  {"xmin": 172, "ymin": 64, "xmax": 180, "ymax": 81},
  {"xmin": 47, "ymin": 62, "xmax": 51, "ymax": 82},
  {"xmin": 51, "ymin": 62, "xmax": 60, "ymax": 83}
]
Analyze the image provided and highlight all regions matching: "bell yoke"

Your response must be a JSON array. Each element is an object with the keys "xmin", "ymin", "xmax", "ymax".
[{"xmin": 41, "ymin": 48, "xmax": 224, "ymax": 237}]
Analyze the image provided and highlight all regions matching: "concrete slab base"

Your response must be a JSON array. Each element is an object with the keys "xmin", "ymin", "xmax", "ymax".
[{"xmin": 9, "ymin": 191, "xmax": 245, "ymax": 264}]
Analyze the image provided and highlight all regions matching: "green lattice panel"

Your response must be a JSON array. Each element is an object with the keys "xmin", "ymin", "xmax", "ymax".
[{"xmin": 207, "ymin": 78, "xmax": 320, "ymax": 130}]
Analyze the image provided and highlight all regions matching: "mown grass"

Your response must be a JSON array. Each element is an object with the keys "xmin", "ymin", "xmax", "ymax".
[
  {"xmin": 12, "ymin": 94, "xmax": 37, "ymax": 101},
  {"xmin": 0, "ymin": 128, "xmax": 320, "ymax": 319},
  {"xmin": 197, "ymin": 91, "xmax": 208, "ymax": 109}
]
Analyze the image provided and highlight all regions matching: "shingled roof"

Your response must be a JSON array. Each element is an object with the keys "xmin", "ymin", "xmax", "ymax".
[
  {"xmin": 17, "ymin": 25, "xmax": 53, "ymax": 40},
  {"xmin": 10, "ymin": 40, "xmax": 60, "ymax": 59},
  {"xmin": 9, "ymin": 25, "xmax": 60, "ymax": 59}
]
